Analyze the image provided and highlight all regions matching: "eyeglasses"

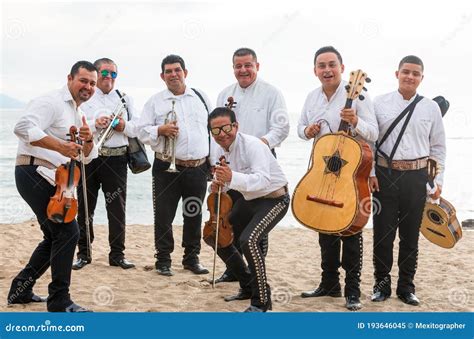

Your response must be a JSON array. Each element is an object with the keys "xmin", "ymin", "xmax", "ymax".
[
  {"xmin": 100, "ymin": 70, "xmax": 118, "ymax": 79},
  {"xmin": 210, "ymin": 123, "xmax": 235, "ymax": 136}
]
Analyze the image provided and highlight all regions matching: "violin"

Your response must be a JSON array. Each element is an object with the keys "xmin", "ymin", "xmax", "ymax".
[
  {"xmin": 47, "ymin": 126, "xmax": 81, "ymax": 223},
  {"xmin": 203, "ymin": 156, "xmax": 234, "ymax": 249}
]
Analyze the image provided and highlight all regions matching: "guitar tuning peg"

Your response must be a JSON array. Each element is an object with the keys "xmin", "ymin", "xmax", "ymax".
[
  {"xmin": 365, "ymin": 77, "xmax": 371, "ymax": 83},
  {"xmin": 363, "ymin": 87, "xmax": 367, "ymax": 91},
  {"xmin": 345, "ymin": 85, "xmax": 350, "ymax": 91},
  {"xmin": 358, "ymin": 95, "xmax": 365, "ymax": 100}
]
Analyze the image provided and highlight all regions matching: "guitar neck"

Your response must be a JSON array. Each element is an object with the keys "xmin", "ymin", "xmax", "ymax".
[{"xmin": 338, "ymin": 98, "xmax": 353, "ymax": 132}]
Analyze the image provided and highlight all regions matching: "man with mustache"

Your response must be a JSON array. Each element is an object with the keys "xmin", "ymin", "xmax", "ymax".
[
  {"xmin": 138, "ymin": 55, "xmax": 212, "ymax": 277},
  {"xmin": 214, "ymin": 47, "xmax": 290, "ymax": 285},
  {"xmin": 8, "ymin": 61, "xmax": 98, "ymax": 312},
  {"xmin": 72, "ymin": 58, "xmax": 139, "ymax": 271},
  {"xmin": 297, "ymin": 46, "xmax": 378, "ymax": 311}
]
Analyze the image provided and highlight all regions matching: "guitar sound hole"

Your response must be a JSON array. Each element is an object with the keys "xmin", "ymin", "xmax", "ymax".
[
  {"xmin": 428, "ymin": 210, "xmax": 443, "ymax": 225},
  {"xmin": 327, "ymin": 156, "xmax": 342, "ymax": 173}
]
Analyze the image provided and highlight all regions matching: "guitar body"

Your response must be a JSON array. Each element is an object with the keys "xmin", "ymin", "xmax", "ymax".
[
  {"xmin": 292, "ymin": 132, "xmax": 372, "ymax": 235},
  {"xmin": 421, "ymin": 197, "xmax": 462, "ymax": 248}
]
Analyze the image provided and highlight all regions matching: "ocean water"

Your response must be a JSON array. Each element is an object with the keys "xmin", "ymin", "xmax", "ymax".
[{"xmin": 1, "ymin": 109, "xmax": 472, "ymax": 227}]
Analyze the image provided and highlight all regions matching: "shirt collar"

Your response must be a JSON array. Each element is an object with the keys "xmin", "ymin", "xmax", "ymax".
[
  {"xmin": 163, "ymin": 86, "xmax": 195, "ymax": 100},
  {"xmin": 396, "ymin": 90, "xmax": 418, "ymax": 103},
  {"xmin": 227, "ymin": 132, "xmax": 241, "ymax": 154},
  {"xmin": 238, "ymin": 78, "xmax": 258, "ymax": 93},
  {"xmin": 61, "ymin": 85, "xmax": 78, "ymax": 109}
]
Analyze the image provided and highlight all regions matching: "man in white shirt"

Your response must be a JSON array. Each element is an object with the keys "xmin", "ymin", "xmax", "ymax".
[
  {"xmin": 138, "ymin": 55, "xmax": 212, "ymax": 276},
  {"xmin": 369, "ymin": 55, "xmax": 446, "ymax": 306},
  {"xmin": 209, "ymin": 107, "xmax": 290, "ymax": 312},
  {"xmin": 215, "ymin": 47, "xmax": 290, "ymax": 283},
  {"xmin": 72, "ymin": 58, "xmax": 138, "ymax": 271},
  {"xmin": 8, "ymin": 61, "xmax": 98, "ymax": 312},
  {"xmin": 297, "ymin": 46, "xmax": 378, "ymax": 311}
]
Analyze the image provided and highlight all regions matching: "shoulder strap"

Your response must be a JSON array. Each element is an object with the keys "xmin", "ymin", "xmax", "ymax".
[
  {"xmin": 191, "ymin": 88, "xmax": 211, "ymax": 160},
  {"xmin": 191, "ymin": 88, "xmax": 209, "ymax": 113},
  {"xmin": 115, "ymin": 89, "xmax": 130, "ymax": 121},
  {"xmin": 376, "ymin": 94, "xmax": 424, "ymax": 168}
]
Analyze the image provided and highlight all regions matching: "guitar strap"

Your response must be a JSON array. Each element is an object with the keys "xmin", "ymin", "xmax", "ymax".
[{"xmin": 375, "ymin": 94, "xmax": 424, "ymax": 171}]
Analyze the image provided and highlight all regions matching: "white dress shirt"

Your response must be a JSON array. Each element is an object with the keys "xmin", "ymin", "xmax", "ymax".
[
  {"xmin": 80, "ymin": 87, "xmax": 139, "ymax": 147},
  {"xmin": 217, "ymin": 78, "xmax": 289, "ymax": 149},
  {"xmin": 297, "ymin": 80, "xmax": 378, "ymax": 143},
  {"xmin": 14, "ymin": 86, "xmax": 98, "ymax": 167},
  {"xmin": 138, "ymin": 87, "xmax": 212, "ymax": 160},
  {"xmin": 214, "ymin": 132, "xmax": 288, "ymax": 201},
  {"xmin": 373, "ymin": 91, "xmax": 446, "ymax": 185}
]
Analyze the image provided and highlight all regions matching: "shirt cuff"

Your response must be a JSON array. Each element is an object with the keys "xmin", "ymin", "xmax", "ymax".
[
  {"xmin": 228, "ymin": 171, "xmax": 246, "ymax": 191},
  {"xmin": 28, "ymin": 127, "xmax": 48, "ymax": 143}
]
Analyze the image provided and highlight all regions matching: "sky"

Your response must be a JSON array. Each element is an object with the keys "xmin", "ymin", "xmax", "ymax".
[{"xmin": 1, "ymin": 0, "xmax": 472, "ymax": 137}]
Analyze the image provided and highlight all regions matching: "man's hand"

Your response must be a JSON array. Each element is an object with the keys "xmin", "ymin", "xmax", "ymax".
[
  {"xmin": 304, "ymin": 123, "xmax": 321, "ymax": 139},
  {"xmin": 369, "ymin": 176, "xmax": 379, "ymax": 193},
  {"xmin": 113, "ymin": 117, "xmax": 126, "ymax": 132},
  {"xmin": 79, "ymin": 116, "xmax": 93, "ymax": 143},
  {"xmin": 95, "ymin": 116, "xmax": 110, "ymax": 129},
  {"xmin": 429, "ymin": 185, "xmax": 442, "ymax": 200},
  {"xmin": 214, "ymin": 162, "xmax": 232, "ymax": 184},
  {"xmin": 340, "ymin": 108, "xmax": 358, "ymax": 127},
  {"xmin": 158, "ymin": 121, "xmax": 179, "ymax": 138},
  {"xmin": 59, "ymin": 141, "xmax": 82, "ymax": 160}
]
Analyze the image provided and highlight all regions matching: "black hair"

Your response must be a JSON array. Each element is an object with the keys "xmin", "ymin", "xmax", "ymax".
[
  {"xmin": 161, "ymin": 54, "xmax": 186, "ymax": 73},
  {"xmin": 233, "ymin": 47, "xmax": 257, "ymax": 62},
  {"xmin": 70, "ymin": 61, "xmax": 97, "ymax": 77},
  {"xmin": 398, "ymin": 55, "xmax": 424, "ymax": 72},
  {"xmin": 313, "ymin": 46, "xmax": 343, "ymax": 65},
  {"xmin": 208, "ymin": 107, "xmax": 237, "ymax": 131}
]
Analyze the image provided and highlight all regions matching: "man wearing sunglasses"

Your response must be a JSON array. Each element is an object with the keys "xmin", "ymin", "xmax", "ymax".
[
  {"xmin": 138, "ymin": 54, "xmax": 212, "ymax": 277},
  {"xmin": 214, "ymin": 47, "xmax": 290, "ymax": 284},
  {"xmin": 209, "ymin": 107, "xmax": 290, "ymax": 312},
  {"xmin": 72, "ymin": 58, "xmax": 139, "ymax": 271}
]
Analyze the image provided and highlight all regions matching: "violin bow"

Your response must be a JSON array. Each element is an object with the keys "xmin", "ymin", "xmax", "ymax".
[
  {"xmin": 77, "ymin": 129, "xmax": 92, "ymax": 260},
  {"xmin": 211, "ymin": 168, "xmax": 222, "ymax": 289}
]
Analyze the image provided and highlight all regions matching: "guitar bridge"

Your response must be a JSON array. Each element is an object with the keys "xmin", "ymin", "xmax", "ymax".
[{"xmin": 306, "ymin": 195, "xmax": 344, "ymax": 208}]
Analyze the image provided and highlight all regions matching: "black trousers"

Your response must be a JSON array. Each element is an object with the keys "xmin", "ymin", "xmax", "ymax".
[
  {"xmin": 152, "ymin": 159, "xmax": 208, "ymax": 267},
  {"xmin": 76, "ymin": 154, "xmax": 128, "ymax": 264},
  {"xmin": 217, "ymin": 194, "xmax": 289, "ymax": 309},
  {"xmin": 318, "ymin": 232, "xmax": 363, "ymax": 297},
  {"xmin": 9, "ymin": 165, "xmax": 79, "ymax": 311},
  {"xmin": 372, "ymin": 166, "xmax": 427, "ymax": 295}
]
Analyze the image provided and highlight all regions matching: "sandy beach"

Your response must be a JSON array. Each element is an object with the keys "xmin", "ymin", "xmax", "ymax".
[{"xmin": 1, "ymin": 221, "xmax": 472, "ymax": 313}]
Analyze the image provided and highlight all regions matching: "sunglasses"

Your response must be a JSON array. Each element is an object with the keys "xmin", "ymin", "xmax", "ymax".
[
  {"xmin": 100, "ymin": 70, "xmax": 118, "ymax": 79},
  {"xmin": 210, "ymin": 123, "xmax": 235, "ymax": 136}
]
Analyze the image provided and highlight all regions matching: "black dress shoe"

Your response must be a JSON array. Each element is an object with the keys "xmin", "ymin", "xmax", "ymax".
[
  {"xmin": 156, "ymin": 266, "xmax": 174, "ymax": 276},
  {"xmin": 7, "ymin": 293, "xmax": 47, "ymax": 305},
  {"xmin": 398, "ymin": 292, "xmax": 420, "ymax": 306},
  {"xmin": 215, "ymin": 272, "xmax": 238, "ymax": 283},
  {"xmin": 64, "ymin": 303, "xmax": 92, "ymax": 312},
  {"xmin": 110, "ymin": 258, "xmax": 135, "ymax": 269},
  {"xmin": 224, "ymin": 289, "xmax": 252, "ymax": 302},
  {"xmin": 301, "ymin": 286, "xmax": 342, "ymax": 298},
  {"xmin": 345, "ymin": 295, "xmax": 362, "ymax": 311},
  {"xmin": 183, "ymin": 263, "xmax": 209, "ymax": 275},
  {"xmin": 371, "ymin": 291, "xmax": 390, "ymax": 302},
  {"xmin": 72, "ymin": 258, "xmax": 90, "ymax": 270},
  {"xmin": 243, "ymin": 302, "xmax": 272, "ymax": 312}
]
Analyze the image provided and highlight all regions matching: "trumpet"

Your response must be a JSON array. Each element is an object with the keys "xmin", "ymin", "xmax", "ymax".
[
  {"xmin": 96, "ymin": 96, "xmax": 127, "ymax": 150},
  {"xmin": 163, "ymin": 100, "xmax": 179, "ymax": 173}
]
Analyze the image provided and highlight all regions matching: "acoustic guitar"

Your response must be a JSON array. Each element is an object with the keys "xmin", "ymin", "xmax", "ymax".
[
  {"xmin": 420, "ymin": 159, "xmax": 462, "ymax": 248},
  {"xmin": 292, "ymin": 70, "xmax": 373, "ymax": 235}
]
